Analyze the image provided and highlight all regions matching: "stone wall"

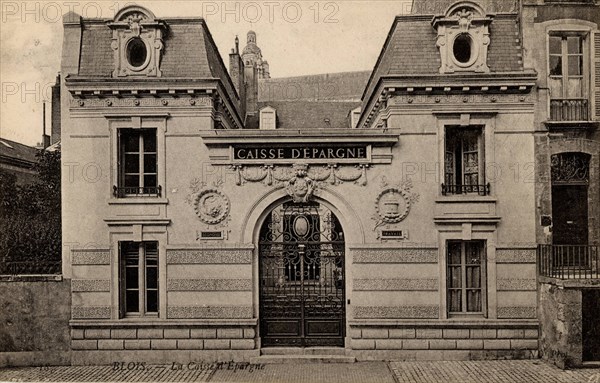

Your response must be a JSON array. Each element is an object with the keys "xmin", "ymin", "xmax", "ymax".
[
  {"xmin": 0, "ymin": 278, "xmax": 71, "ymax": 367},
  {"xmin": 349, "ymin": 324, "xmax": 539, "ymax": 360},
  {"xmin": 538, "ymin": 280, "xmax": 583, "ymax": 368}
]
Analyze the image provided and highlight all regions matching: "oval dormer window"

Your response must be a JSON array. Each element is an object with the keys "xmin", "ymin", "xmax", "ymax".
[
  {"xmin": 127, "ymin": 38, "xmax": 148, "ymax": 68},
  {"xmin": 453, "ymin": 33, "xmax": 472, "ymax": 64}
]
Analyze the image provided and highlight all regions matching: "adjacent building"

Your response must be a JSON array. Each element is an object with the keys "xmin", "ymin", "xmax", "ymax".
[{"xmin": 58, "ymin": 0, "xmax": 598, "ymax": 365}]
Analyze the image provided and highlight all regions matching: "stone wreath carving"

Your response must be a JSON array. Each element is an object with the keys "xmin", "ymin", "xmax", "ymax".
[
  {"xmin": 231, "ymin": 163, "xmax": 370, "ymax": 187},
  {"xmin": 193, "ymin": 188, "xmax": 230, "ymax": 225},
  {"xmin": 372, "ymin": 176, "xmax": 420, "ymax": 230}
]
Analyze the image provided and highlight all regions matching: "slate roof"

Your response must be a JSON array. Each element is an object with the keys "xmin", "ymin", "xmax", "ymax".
[
  {"xmin": 0, "ymin": 138, "xmax": 38, "ymax": 166},
  {"xmin": 77, "ymin": 18, "xmax": 239, "ymax": 113},
  {"xmin": 249, "ymin": 101, "xmax": 360, "ymax": 130},
  {"xmin": 258, "ymin": 71, "xmax": 371, "ymax": 102},
  {"xmin": 411, "ymin": 0, "xmax": 518, "ymax": 14},
  {"xmin": 247, "ymin": 71, "xmax": 369, "ymax": 129},
  {"xmin": 361, "ymin": 12, "xmax": 524, "ymax": 111}
]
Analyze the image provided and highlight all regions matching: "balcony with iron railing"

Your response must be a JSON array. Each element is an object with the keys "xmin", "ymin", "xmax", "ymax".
[
  {"xmin": 113, "ymin": 185, "xmax": 162, "ymax": 198},
  {"xmin": 538, "ymin": 244, "xmax": 600, "ymax": 280},
  {"xmin": 441, "ymin": 183, "xmax": 490, "ymax": 196},
  {"xmin": 550, "ymin": 99, "xmax": 589, "ymax": 122}
]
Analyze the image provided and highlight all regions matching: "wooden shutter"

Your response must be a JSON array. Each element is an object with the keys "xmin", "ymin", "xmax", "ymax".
[{"xmin": 593, "ymin": 31, "xmax": 600, "ymax": 119}]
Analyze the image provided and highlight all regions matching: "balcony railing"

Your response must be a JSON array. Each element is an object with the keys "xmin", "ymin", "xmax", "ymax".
[
  {"xmin": 113, "ymin": 185, "xmax": 162, "ymax": 198},
  {"xmin": 538, "ymin": 244, "xmax": 600, "ymax": 279},
  {"xmin": 550, "ymin": 99, "xmax": 589, "ymax": 122},
  {"xmin": 0, "ymin": 260, "xmax": 61, "ymax": 275},
  {"xmin": 441, "ymin": 183, "xmax": 490, "ymax": 196}
]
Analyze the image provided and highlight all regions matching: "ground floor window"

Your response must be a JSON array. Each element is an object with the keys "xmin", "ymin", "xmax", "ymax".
[
  {"xmin": 120, "ymin": 241, "xmax": 159, "ymax": 317},
  {"xmin": 447, "ymin": 240, "xmax": 486, "ymax": 315}
]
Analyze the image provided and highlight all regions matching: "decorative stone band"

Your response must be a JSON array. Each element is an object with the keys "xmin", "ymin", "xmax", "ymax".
[
  {"xmin": 167, "ymin": 279, "xmax": 252, "ymax": 291},
  {"xmin": 496, "ymin": 248, "xmax": 536, "ymax": 264},
  {"xmin": 497, "ymin": 307, "xmax": 537, "ymax": 319},
  {"xmin": 353, "ymin": 248, "xmax": 438, "ymax": 264},
  {"xmin": 355, "ymin": 306, "xmax": 439, "ymax": 319},
  {"xmin": 166, "ymin": 249, "xmax": 252, "ymax": 264},
  {"xmin": 72, "ymin": 306, "xmax": 111, "ymax": 319},
  {"xmin": 167, "ymin": 306, "xmax": 253, "ymax": 319},
  {"xmin": 72, "ymin": 279, "xmax": 111, "ymax": 292},
  {"xmin": 354, "ymin": 279, "xmax": 438, "ymax": 291},
  {"xmin": 497, "ymin": 279, "xmax": 537, "ymax": 291},
  {"xmin": 72, "ymin": 250, "xmax": 111, "ymax": 265}
]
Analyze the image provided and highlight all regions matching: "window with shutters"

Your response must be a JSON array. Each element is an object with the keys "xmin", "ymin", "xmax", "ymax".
[
  {"xmin": 115, "ymin": 128, "xmax": 160, "ymax": 197},
  {"xmin": 120, "ymin": 241, "xmax": 159, "ymax": 317},
  {"xmin": 447, "ymin": 240, "xmax": 486, "ymax": 316},
  {"xmin": 443, "ymin": 127, "xmax": 489, "ymax": 196},
  {"xmin": 548, "ymin": 32, "xmax": 591, "ymax": 121}
]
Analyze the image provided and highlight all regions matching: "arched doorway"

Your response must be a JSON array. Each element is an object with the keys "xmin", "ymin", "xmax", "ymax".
[{"xmin": 259, "ymin": 201, "xmax": 345, "ymax": 347}]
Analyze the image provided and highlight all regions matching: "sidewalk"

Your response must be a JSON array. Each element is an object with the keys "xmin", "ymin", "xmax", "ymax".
[{"xmin": 1, "ymin": 360, "xmax": 598, "ymax": 383}]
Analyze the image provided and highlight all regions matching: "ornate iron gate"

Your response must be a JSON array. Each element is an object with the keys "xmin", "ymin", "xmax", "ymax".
[{"xmin": 259, "ymin": 202, "xmax": 345, "ymax": 347}]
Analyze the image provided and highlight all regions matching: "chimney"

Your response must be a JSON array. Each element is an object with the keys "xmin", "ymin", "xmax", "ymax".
[
  {"xmin": 229, "ymin": 35, "xmax": 246, "ymax": 118},
  {"xmin": 51, "ymin": 73, "xmax": 61, "ymax": 144},
  {"xmin": 42, "ymin": 102, "xmax": 50, "ymax": 148}
]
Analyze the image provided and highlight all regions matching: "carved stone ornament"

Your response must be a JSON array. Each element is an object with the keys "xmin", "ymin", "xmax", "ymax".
[
  {"xmin": 230, "ymin": 163, "xmax": 370, "ymax": 187},
  {"xmin": 108, "ymin": 5, "xmax": 166, "ymax": 77},
  {"xmin": 372, "ymin": 176, "xmax": 420, "ymax": 230},
  {"xmin": 193, "ymin": 188, "xmax": 230, "ymax": 225},
  {"xmin": 286, "ymin": 164, "xmax": 315, "ymax": 203},
  {"xmin": 432, "ymin": 2, "xmax": 493, "ymax": 74}
]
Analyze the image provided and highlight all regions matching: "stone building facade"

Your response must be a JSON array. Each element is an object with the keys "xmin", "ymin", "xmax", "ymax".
[
  {"xmin": 57, "ymin": 1, "xmax": 597, "ymax": 365},
  {"xmin": 521, "ymin": 0, "xmax": 600, "ymax": 368}
]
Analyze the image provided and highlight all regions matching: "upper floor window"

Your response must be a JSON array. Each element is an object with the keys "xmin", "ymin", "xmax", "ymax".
[
  {"xmin": 120, "ymin": 241, "xmax": 159, "ymax": 317},
  {"xmin": 443, "ymin": 127, "xmax": 489, "ymax": 196},
  {"xmin": 447, "ymin": 240, "xmax": 486, "ymax": 316},
  {"xmin": 259, "ymin": 106, "xmax": 277, "ymax": 130},
  {"xmin": 548, "ymin": 33, "xmax": 590, "ymax": 121},
  {"xmin": 115, "ymin": 128, "xmax": 160, "ymax": 197}
]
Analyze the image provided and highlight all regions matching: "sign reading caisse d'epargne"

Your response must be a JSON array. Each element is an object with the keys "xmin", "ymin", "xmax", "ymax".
[{"xmin": 233, "ymin": 145, "xmax": 368, "ymax": 160}]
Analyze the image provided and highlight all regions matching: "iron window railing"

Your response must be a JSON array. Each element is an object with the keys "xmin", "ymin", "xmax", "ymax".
[
  {"xmin": 538, "ymin": 244, "xmax": 600, "ymax": 280},
  {"xmin": 550, "ymin": 99, "xmax": 589, "ymax": 122},
  {"xmin": 113, "ymin": 185, "xmax": 162, "ymax": 198},
  {"xmin": 441, "ymin": 183, "xmax": 490, "ymax": 196}
]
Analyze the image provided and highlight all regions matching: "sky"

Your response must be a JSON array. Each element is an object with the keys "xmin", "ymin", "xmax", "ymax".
[{"xmin": 0, "ymin": 0, "xmax": 413, "ymax": 146}]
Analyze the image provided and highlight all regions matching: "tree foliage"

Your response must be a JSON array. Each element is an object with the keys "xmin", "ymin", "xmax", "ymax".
[{"xmin": 0, "ymin": 150, "xmax": 61, "ymax": 274}]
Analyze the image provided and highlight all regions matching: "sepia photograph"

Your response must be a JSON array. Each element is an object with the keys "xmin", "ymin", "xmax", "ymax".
[{"xmin": 0, "ymin": 0, "xmax": 599, "ymax": 382}]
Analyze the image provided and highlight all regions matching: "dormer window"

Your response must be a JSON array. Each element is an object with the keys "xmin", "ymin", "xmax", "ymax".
[
  {"xmin": 259, "ymin": 106, "xmax": 276, "ymax": 129},
  {"xmin": 126, "ymin": 38, "xmax": 148, "ymax": 69},
  {"xmin": 109, "ymin": 6, "xmax": 166, "ymax": 77},
  {"xmin": 350, "ymin": 107, "xmax": 361, "ymax": 129},
  {"xmin": 432, "ymin": 3, "xmax": 493, "ymax": 74}
]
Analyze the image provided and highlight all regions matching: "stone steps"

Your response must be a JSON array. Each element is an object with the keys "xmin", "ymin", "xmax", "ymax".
[
  {"xmin": 250, "ymin": 355, "xmax": 356, "ymax": 364},
  {"xmin": 253, "ymin": 347, "xmax": 355, "ymax": 363}
]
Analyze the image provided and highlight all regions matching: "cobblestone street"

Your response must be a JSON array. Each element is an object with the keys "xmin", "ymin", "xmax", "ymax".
[{"xmin": 1, "ymin": 360, "xmax": 599, "ymax": 383}]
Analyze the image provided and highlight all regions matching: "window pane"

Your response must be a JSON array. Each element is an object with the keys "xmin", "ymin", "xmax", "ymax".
[
  {"xmin": 125, "ymin": 267, "xmax": 139, "ymax": 289},
  {"xmin": 144, "ymin": 154, "xmax": 157, "ymax": 173},
  {"xmin": 122, "ymin": 131, "xmax": 139, "ymax": 152},
  {"xmin": 125, "ymin": 154, "xmax": 139, "ymax": 173},
  {"xmin": 146, "ymin": 291, "xmax": 158, "ymax": 313},
  {"xmin": 448, "ymin": 242, "xmax": 462, "ymax": 264},
  {"xmin": 568, "ymin": 55, "xmax": 582, "ymax": 76},
  {"xmin": 124, "ymin": 175, "xmax": 139, "ymax": 188},
  {"xmin": 549, "ymin": 36, "xmax": 562, "ymax": 54},
  {"xmin": 467, "ymin": 290, "xmax": 481, "ymax": 312},
  {"xmin": 567, "ymin": 36, "xmax": 581, "ymax": 54},
  {"xmin": 126, "ymin": 291, "xmax": 139, "ymax": 313},
  {"xmin": 146, "ymin": 267, "xmax": 158, "ymax": 289},
  {"xmin": 449, "ymin": 266, "xmax": 462, "ymax": 288},
  {"xmin": 549, "ymin": 56, "xmax": 562, "ymax": 76},
  {"xmin": 466, "ymin": 266, "xmax": 481, "ymax": 288},
  {"xmin": 448, "ymin": 290, "xmax": 461, "ymax": 312},
  {"xmin": 566, "ymin": 78, "xmax": 583, "ymax": 98},
  {"xmin": 466, "ymin": 242, "xmax": 482, "ymax": 264},
  {"xmin": 143, "ymin": 130, "xmax": 157, "ymax": 152},
  {"xmin": 144, "ymin": 175, "xmax": 157, "ymax": 188}
]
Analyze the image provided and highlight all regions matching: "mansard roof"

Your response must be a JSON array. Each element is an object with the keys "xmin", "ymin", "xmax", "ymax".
[
  {"xmin": 360, "ymin": 7, "xmax": 528, "ymax": 122},
  {"xmin": 411, "ymin": 0, "xmax": 518, "ymax": 14}
]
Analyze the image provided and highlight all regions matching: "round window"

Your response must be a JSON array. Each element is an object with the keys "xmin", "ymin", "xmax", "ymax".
[
  {"xmin": 126, "ymin": 38, "xmax": 148, "ymax": 68},
  {"xmin": 453, "ymin": 34, "xmax": 472, "ymax": 64}
]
